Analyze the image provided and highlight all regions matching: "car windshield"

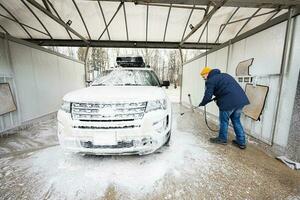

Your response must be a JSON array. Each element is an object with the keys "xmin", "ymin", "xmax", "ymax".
[{"xmin": 92, "ymin": 68, "xmax": 161, "ymax": 86}]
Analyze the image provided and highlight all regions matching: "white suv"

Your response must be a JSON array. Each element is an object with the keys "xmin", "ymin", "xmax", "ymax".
[{"xmin": 57, "ymin": 58, "xmax": 172, "ymax": 155}]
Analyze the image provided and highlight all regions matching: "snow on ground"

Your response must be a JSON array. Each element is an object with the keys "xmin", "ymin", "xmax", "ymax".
[
  {"xmin": 164, "ymin": 86, "xmax": 180, "ymax": 103},
  {"xmin": 0, "ymin": 117, "xmax": 58, "ymax": 155},
  {"xmin": 13, "ymin": 119, "xmax": 213, "ymax": 199}
]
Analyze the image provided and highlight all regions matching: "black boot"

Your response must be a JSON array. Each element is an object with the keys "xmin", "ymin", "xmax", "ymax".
[
  {"xmin": 209, "ymin": 137, "xmax": 227, "ymax": 145},
  {"xmin": 232, "ymin": 140, "xmax": 246, "ymax": 149}
]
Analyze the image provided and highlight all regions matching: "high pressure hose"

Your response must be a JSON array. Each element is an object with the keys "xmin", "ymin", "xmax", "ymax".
[
  {"xmin": 204, "ymin": 105, "xmax": 219, "ymax": 132},
  {"xmin": 181, "ymin": 94, "xmax": 218, "ymax": 132}
]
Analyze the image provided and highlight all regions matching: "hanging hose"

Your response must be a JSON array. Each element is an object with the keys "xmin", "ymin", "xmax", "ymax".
[
  {"xmin": 204, "ymin": 105, "xmax": 219, "ymax": 132},
  {"xmin": 181, "ymin": 94, "xmax": 219, "ymax": 132}
]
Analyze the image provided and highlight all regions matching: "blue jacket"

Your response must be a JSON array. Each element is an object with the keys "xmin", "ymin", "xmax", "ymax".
[{"xmin": 199, "ymin": 69, "xmax": 250, "ymax": 111}]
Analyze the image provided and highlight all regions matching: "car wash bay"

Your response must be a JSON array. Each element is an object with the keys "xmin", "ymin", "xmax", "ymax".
[
  {"xmin": 1, "ymin": 102, "xmax": 300, "ymax": 199},
  {"xmin": 1, "ymin": 0, "xmax": 300, "ymax": 199}
]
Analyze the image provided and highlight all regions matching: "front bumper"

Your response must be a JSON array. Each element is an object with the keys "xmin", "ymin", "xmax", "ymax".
[{"xmin": 57, "ymin": 109, "xmax": 171, "ymax": 155}]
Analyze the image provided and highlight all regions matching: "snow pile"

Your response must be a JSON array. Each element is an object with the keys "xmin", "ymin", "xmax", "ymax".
[{"xmin": 19, "ymin": 122, "xmax": 213, "ymax": 199}]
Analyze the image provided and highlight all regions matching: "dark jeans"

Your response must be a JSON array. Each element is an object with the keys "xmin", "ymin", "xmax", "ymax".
[{"xmin": 218, "ymin": 106, "xmax": 246, "ymax": 145}]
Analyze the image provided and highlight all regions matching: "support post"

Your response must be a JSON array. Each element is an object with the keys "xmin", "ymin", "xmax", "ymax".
[
  {"xmin": 271, "ymin": 7, "xmax": 295, "ymax": 146},
  {"xmin": 179, "ymin": 48, "xmax": 184, "ymax": 104}
]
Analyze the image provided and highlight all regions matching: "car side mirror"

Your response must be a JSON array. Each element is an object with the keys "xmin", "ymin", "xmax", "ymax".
[
  {"xmin": 161, "ymin": 81, "xmax": 170, "ymax": 87},
  {"xmin": 86, "ymin": 80, "xmax": 92, "ymax": 86}
]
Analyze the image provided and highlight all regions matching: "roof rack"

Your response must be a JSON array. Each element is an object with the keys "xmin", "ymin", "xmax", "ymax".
[{"xmin": 116, "ymin": 56, "xmax": 145, "ymax": 68}]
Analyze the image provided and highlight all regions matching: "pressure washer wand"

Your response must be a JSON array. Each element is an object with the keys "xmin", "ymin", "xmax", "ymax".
[{"xmin": 180, "ymin": 94, "xmax": 198, "ymax": 115}]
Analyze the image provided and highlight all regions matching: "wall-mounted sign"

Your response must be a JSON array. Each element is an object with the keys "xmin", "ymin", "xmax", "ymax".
[{"xmin": 0, "ymin": 83, "xmax": 17, "ymax": 116}]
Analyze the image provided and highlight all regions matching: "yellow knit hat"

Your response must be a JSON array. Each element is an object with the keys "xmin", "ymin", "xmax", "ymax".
[{"xmin": 200, "ymin": 66, "xmax": 212, "ymax": 76}]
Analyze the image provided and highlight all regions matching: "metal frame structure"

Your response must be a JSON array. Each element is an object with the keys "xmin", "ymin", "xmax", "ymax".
[
  {"xmin": 21, "ymin": 0, "xmax": 53, "ymax": 39},
  {"xmin": 72, "ymin": 0, "xmax": 91, "ymax": 40},
  {"xmin": 215, "ymin": 7, "xmax": 239, "ymax": 43},
  {"xmin": 26, "ymin": 0, "xmax": 88, "ymax": 43},
  {"xmin": 87, "ymin": 0, "xmax": 300, "ymax": 9},
  {"xmin": 0, "ymin": 13, "xmax": 49, "ymax": 36},
  {"xmin": 25, "ymin": 39, "xmax": 220, "ymax": 49},
  {"xmin": 97, "ymin": 1, "xmax": 111, "ymax": 40},
  {"xmin": 0, "ymin": 2, "xmax": 32, "ymax": 38},
  {"xmin": 235, "ymin": 8, "xmax": 261, "ymax": 37},
  {"xmin": 163, "ymin": 3, "xmax": 172, "ymax": 42},
  {"xmin": 181, "ymin": 5, "xmax": 195, "ymax": 41},
  {"xmin": 184, "ymin": 7, "xmax": 300, "ymax": 65},
  {"xmin": 123, "ymin": 3, "xmax": 129, "ymax": 41},
  {"xmin": 0, "ymin": 0, "xmax": 298, "ymax": 51},
  {"xmin": 180, "ymin": 0, "xmax": 227, "ymax": 46},
  {"xmin": 46, "ymin": 0, "xmax": 73, "ymax": 39},
  {"xmin": 98, "ymin": 2, "xmax": 123, "ymax": 40}
]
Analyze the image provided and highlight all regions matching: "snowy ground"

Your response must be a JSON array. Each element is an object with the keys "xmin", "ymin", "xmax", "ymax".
[
  {"xmin": 164, "ymin": 85, "xmax": 180, "ymax": 103},
  {"xmin": 0, "ymin": 88, "xmax": 300, "ymax": 199}
]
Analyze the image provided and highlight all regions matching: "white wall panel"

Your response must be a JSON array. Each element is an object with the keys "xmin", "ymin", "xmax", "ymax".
[
  {"xmin": 274, "ymin": 17, "xmax": 300, "ymax": 147},
  {"xmin": 0, "ymin": 38, "xmax": 85, "ymax": 133},
  {"xmin": 245, "ymin": 22, "xmax": 286, "ymax": 76},
  {"xmin": 0, "ymin": 38, "xmax": 12, "ymax": 76},
  {"xmin": 10, "ymin": 42, "xmax": 40, "ymax": 122},
  {"xmin": 32, "ymin": 49, "xmax": 62, "ymax": 115}
]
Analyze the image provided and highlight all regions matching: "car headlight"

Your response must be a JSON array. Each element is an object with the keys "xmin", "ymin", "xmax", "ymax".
[
  {"xmin": 146, "ymin": 99, "xmax": 167, "ymax": 112},
  {"xmin": 61, "ymin": 101, "xmax": 71, "ymax": 113}
]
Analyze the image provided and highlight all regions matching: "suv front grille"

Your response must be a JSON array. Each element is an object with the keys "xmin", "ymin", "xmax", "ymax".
[{"xmin": 71, "ymin": 102, "xmax": 147, "ymax": 121}]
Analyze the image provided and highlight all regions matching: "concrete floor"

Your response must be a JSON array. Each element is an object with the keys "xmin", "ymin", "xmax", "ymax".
[{"xmin": 0, "ymin": 103, "xmax": 300, "ymax": 200}]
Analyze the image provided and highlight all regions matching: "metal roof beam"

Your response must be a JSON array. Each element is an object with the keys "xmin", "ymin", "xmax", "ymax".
[
  {"xmin": 181, "ymin": 5, "xmax": 195, "ymax": 41},
  {"xmin": 0, "ymin": 13, "xmax": 49, "ymax": 36},
  {"xmin": 215, "ymin": 7, "xmax": 239, "ymax": 42},
  {"xmin": 0, "ymin": 24, "xmax": 10, "ymax": 35},
  {"xmin": 42, "ymin": 0, "xmax": 51, "ymax": 12},
  {"xmin": 97, "ymin": 1, "xmax": 111, "ymax": 40},
  {"xmin": 123, "ymin": 3, "xmax": 129, "ymax": 40},
  {"xmin": 0, "ymin": 2, "xmax": 32, "ymax": 38},
  {"xmin": 266, "ymin": 9, "xmax": 281, "ymax": 22},
  {"xmin": 163, "ymin": 3, "xmax": 172, "ymax": 42},
  {"xmin": 46, "ymin": 0, "xmax": 72, "ymax": 40},
  {"xmin": 146, "ymin": 4, "xmax": 149, "ymax": 42},
  {"xmin": 235, "ymin": 8, "xmax": 261, "ymax": 37},
  {"xmin": 197, "ymin": 21, "xmax": 208, "ymax": 43},
  {"xmin": 184, "ymin": 7, "xmax": 300, "ymax": 64},
  {"xmin": 21, "ymin": 0, "xmax": 53, "ymax": 39},
  {"xmin": 181, "ymin": 0, "xmax": 227, "ymax": 46},
  {"xmin": 98, "ymin": 2, "xmax": 123, "ymax": 40},
  {"xmin": 135, "ymin": 2, "xmax": 206, "ymax": 11},
  {"xmin": 220, "ymin": 9, "xmax": 279, "ymax": 29},
  {"xmin": 26, "ymin": 0, "xmax": 89, "ymax": 44},
  {"xmin": 25, "ymin": 39, "xmax": 220, "ymax": 49},
  {"xmin": 72, "ymin": 0, "xmax": 91, "ymax": 40},
  {"xmin": 89, "ymin": 0, "xmax": 300, "ymax": 9}
]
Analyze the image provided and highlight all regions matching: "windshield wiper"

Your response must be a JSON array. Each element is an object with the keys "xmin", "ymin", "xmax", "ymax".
[
  {"xmin": 92, "ymin": 83, "xmax": 106, "ymax": 86},
  {"xmin": 124, "ymin": 83, "xmax": 142, "ymax": 86}
]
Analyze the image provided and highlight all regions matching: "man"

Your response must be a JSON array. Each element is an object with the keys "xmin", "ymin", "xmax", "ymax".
[{"xmin": 198, "ymin": 67, "xmax": 250, "ymax": 149}]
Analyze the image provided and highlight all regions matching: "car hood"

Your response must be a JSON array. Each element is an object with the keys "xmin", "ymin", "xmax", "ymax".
[{"xmin": 63, "ymin": 86, "xmax": 168, "ymax": 103}]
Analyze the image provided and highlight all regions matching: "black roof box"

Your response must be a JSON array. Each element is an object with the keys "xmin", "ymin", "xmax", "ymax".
[{"xmin": 116, "ymin": 56, "xmax": 145, "ymax": 67}]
